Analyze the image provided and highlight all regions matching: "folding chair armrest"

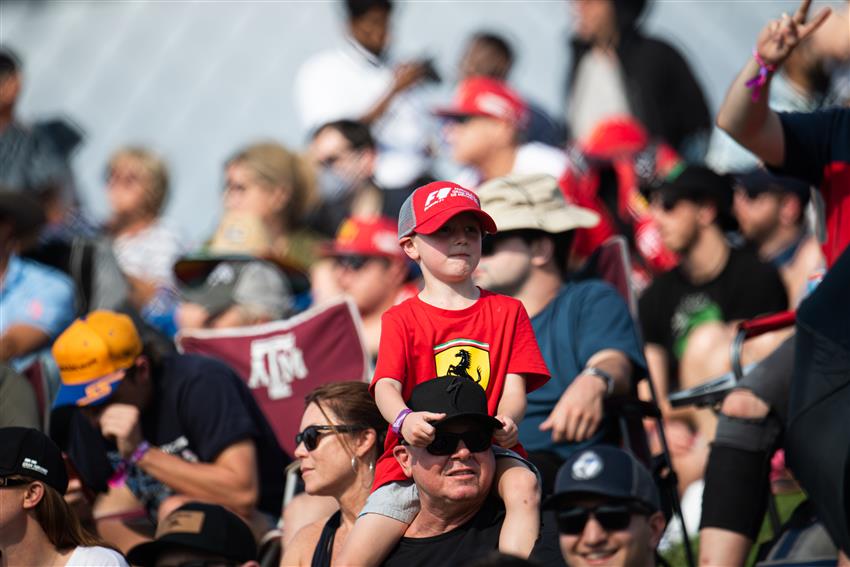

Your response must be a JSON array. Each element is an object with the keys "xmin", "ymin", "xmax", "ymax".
[{"xmin": 604, "ymin": 396, "xmax": 662, "ymax": 420}]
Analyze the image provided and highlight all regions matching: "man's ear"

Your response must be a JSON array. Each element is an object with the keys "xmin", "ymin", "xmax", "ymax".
[
  {"xmin": 400, "ymin": 237, "xmax": 420, "ymax": 262},
  {"xmin": 392, "ymin": 445, "xmax": 414, "ymax": 479},
  {"xmin": 134, "ymin": 356, "xmax": 151, "ymax": 384},
  {"xmin": 528, "ymin": 236, "xmax": 555, "ymax": 268},
  {"xmin": 696, "ymin": 202, "xmax": 718, "ymax": 228},
  {"xmin": 647, "ymin": 511, "xmax": 667, "ymax": 548},
  {"xmin": 779, "ymin": 194, "xmax": 802, "ymax": 227},
  {"xmin": 21, "ymin": 481, "xmax": 46, "ymax": 510}
]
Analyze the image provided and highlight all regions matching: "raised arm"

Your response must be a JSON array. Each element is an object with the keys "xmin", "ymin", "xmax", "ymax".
[{"xmin": 716, "ymin": 0, "xmax": 831, "ymax": 166}]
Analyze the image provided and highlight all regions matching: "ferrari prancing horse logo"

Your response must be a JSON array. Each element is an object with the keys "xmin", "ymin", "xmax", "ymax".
[{"xmin": 434, "ymin": 339, "xmax": 491, "ymax": 391}]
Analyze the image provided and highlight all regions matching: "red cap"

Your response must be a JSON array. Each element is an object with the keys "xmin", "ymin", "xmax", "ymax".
[
  {"xmin": 434, "ymin": 77, "xmax": 528, "ymax": 127},
  {"xmin": 398, "ymin": 181, "xmax": 498, "ymax": 239},
  {"xmin": 325, "ymin": 216, "xmax": 405, "ymax": 258}
]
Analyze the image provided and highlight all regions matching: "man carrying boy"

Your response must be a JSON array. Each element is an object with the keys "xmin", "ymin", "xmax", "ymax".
[{"xmin": 336, "ymin": 181, "xmax": 551, "ymax": 565}]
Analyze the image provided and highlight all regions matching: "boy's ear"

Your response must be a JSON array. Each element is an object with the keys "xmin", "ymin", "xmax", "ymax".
[{"xmin": 400, "ymin": 236, "xmax": 420, "ymax": 262}]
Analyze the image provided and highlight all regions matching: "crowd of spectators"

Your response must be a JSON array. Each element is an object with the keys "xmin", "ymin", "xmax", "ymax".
[{"xmin": 2, "ymin": 0, "xmax": 850, "ymax": 566}]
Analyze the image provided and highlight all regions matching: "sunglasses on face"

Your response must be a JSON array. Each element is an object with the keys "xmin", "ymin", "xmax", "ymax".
[
  {"xmin": 335, "ymin": 255, "xmax": 371, "ymax": 271},
  {"xmin": 556, "ymin": 503, "xmax": 649, "ymax": 535},
  {"xmin": 481, "ymin": 230, "xmax": 542, "ymax": 257},
  {"xmin": 295, "ymin": 424, "xmax": 366, "ymax": 451},
  {"xmin": 425, "ymin": 428, "xmax": 492, "ymax": 456}
]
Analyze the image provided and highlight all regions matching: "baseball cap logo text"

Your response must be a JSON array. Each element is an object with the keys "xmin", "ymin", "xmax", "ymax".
[{"xmin": 423, "ymin": 187, "xmax": 480, "ymax": 211}]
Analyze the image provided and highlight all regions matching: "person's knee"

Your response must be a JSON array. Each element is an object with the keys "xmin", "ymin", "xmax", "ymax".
[
  {"xmin": 720, "ymin": 389, "xmax": 770, "ymax": 420},
  {"xmin": 680, "ymin": 322, "xmax": 734, "ymax": 385}
]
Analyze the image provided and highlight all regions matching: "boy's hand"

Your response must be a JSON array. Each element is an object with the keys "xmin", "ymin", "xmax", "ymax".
[
  {"xmin": 401, "ymin": 411, "xmax": 445, "ymax": 447},
  {"xmin": 493, "ymin": 415, "xmax": 518, "ymax": 448}
]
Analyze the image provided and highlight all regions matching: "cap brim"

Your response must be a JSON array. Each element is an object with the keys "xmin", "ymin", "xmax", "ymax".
[
  {"xmin": 52, "ymin": 370, "xmax": 126, "ymax": 409},
  {"xmin": 437, "ymin": 413, "xmax": 503, "ymax": 432},
  {"xmin": 414, "ymin": 207, "xmax": 498, "ymax": 236},
  {"xmin": 542, "ymin": 487, "xmax": 639, "ymax": 511},
  {"xmin": 434, "ymin": 108, "xmax": 494, "ymax": 120}
]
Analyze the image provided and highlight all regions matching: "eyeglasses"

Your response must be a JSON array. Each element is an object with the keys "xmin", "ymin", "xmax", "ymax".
[
  {"xmin": 556, "ymin": 503, "xmax": 650, "ymax": 535},
  {"xmin": 295, "ymin": 425, "xmax": 366, "ymax": 451},
  {"xmin": 335, "ymin": 255, "xmax": 371, "ymax": 271},
  {"xmin": 0, "ymin": 477, "xmax": 32, "ymax": 488},
  {"xmin": 425, "ymin": 429, "xmax": 492, "ymax": 456}
]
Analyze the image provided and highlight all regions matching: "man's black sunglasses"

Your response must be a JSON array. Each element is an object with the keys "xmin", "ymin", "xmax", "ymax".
[
  {"xmin": 481, "ymin": 230, "xmax": 545, "ymax": 257},
  {"xmin": 556, "ymin": 503, "xmax": 651, "ymax": 535},
  {"xmin": 295, "ymin": 425, "xmax": 366, "ymax": 451},
  {"xmin": 425, "ymin": 429, "xmax": 492, "ymax": 456}
]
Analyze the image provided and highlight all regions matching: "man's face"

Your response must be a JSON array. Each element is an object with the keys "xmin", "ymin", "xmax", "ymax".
[
  {"xmin": 106, "ymin": 156, "xmax": 155, "ymax": 220},
  {"xmin": 649, "ymin": 194, "xmax": 702, "ymax": 254},
  {"xmin": 444, "ymin": 116, "xmax": 511, "ymax": 168},
  {"xmin": 399, "ymin": 419, "xmax": 496, "ymax": 505},
  {"xmin": 571, "ymin": 0, "xmax": 618, "ymax": 43},
  {"xmin": 310, "ymin": 128, "xmax": 374, "ymax": 190},
  {"xmin": 733, "ymin": 190, "xmax": 783, "ymax": 244},
  {"xmin": 474, "ymin": 232, "xmax": 534, "ymax": 296},
  {"xmin": 335, "ymin": 255, "xmax": 403, "ymax": 315},
  {"xmin": 558, "ymin": 496, "xmax": 665, "ymax": 567},
  {"xmin": 0, "ymin": 71, "xmax": 21, "ymax": 112},
  {"xmin": 349, "ymin": 7, "xmax": 390, "ymax": 57},
  {"xmin": 402, "ymin": 213, "xmax": 482, "ymax": 284}
]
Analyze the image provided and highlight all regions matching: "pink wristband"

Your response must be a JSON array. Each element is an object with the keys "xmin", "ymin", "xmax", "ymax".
[
  {"xmin": 130, "ymin": 441, "xmax": 151, "ymax": 464},
  {"xmin": 107, "ymin": 441, "xmax": 150, "ymax": 489},
  {"xmin": 745, "ymin": 49, "xmax": 776, "ymax": 102}
]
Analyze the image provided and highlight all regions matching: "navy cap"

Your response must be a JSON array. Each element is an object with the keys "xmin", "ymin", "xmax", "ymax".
[
  {"xmin": 542, "ymin": 446, "xmax": 660, "ymax": 512},
  {"xmin": 735, "ymin": 169, "xmax": 811, "ymax": 207}
]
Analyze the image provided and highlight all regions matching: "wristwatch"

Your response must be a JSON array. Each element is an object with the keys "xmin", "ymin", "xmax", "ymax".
[{"xmin": 582, "ymin": 367, "xmax": 615, "ymax": 397}]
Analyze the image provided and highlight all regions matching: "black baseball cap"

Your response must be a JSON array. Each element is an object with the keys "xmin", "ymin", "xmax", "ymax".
[
  {"xmin": 542, "ymin": 446, "xmax": 660, "ymax": 512},
  {"xmin": 408, "ymin": 376, "xmax": 502, "ymax": 431},
  {"xmin": 0, "ymin": 427, "xmax": 69, "ymax": 494},
  {"xmin": 735, "ymin": 169, "xmax": 811, "ymax": 207},
  {"xmin": 649, "ymin": 165, "xmax": 737, "ymax": 231},
  {"xmin": 0, "ymin": 191, "xmax": 46, "ymax": 238},
  {"xmin": 127, "ymin": 502, "xmax": 257, "ymax": 566}
]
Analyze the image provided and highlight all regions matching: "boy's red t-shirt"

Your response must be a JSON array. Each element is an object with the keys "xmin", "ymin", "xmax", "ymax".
[{"xmin": 370, "ymin": 289, "xmax": 550, "ymax": 489}]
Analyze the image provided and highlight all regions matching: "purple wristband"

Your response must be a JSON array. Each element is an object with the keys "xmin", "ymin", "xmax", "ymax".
[
  {"xmin": 130, "ymin": 441, "xmax": 151, "ymax": 464},
  {"xmin": 392, "ymin": 409, "xmax": 413, "ymax": 435}
]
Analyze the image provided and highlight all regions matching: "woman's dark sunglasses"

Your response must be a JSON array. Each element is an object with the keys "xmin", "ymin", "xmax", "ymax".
[
  {"xmin": 556, "ymin": 503, "xmax": 649, "ymax": 535},
  {"xmin": 295, "ymin": 425, "xmax": 366, "ymax": 451},
  {"xmin": 426, "ymin": 429, "xmax": 492, "ymax": 456}
]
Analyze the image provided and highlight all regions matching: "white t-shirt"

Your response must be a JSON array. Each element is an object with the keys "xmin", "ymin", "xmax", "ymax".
[
  {"xmin": 568, "ymin": 47, "xmax": 632, "ymax": 142},
  {"xmin": 112, "ymin": 220, "xmax": 185, "ymax": 285},
  {"xmin": 66, "ymin": 546, "xmax": 129, "ymax": 567},
  {"xmin": 294, "ymin": 39, "xmax": 435, "ymax": 189},
  {"xmin": 454, "ymin": 142, "xmax": 570, "ymax": 189}
]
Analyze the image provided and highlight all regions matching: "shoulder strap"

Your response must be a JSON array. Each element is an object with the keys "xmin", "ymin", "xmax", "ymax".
[{"xmin": 310, "ymin": 510, "xmax": 342, "ymax": 567}]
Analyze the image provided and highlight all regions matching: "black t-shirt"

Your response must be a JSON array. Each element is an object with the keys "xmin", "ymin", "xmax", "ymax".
[
  {"xmin": 639, "ymin": 247, "xmax": 788, "ymax": 386},
  {"xmin": 61, "ymin": 354, "xmax": 290, "ymax": 518},
  {"xmin": 381, "ymin": 497, "xmax": 562, "ymax": 567}
]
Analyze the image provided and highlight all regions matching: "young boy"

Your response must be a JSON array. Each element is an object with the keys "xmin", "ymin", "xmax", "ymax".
[{"xmin": 335, "ymin": 181, "xmax": 551, "ymax": 565}]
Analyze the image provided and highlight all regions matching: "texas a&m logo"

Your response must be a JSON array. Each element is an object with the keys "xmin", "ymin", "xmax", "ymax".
[{"xmin": 248, "ymin": 333, "xmax": 308, "ymax": 400}]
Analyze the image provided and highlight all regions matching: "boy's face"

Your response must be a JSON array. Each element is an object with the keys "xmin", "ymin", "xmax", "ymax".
[{"xmin": 402, "ymin": 212, "xmax": 483, "ymax": 284}]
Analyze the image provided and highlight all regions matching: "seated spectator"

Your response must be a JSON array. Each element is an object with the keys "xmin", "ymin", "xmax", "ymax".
[
  {"xmin": 308, "ymin": 120, "xmax": 411, "ymax": 237},
  {"xmin": 733, "ymin": 169, "xmax": 824, "ymax": 307},
  {"xmin": 457, "ymin": 31, "xmax": 566, "ymax": 147},
  {"xmin": 0, "ymin": 426, "xmax": 128, "ymax": 566},
  {"xmin": 174, "ymin": 257, "xmax": 294, "ymax": 331},
  {"xmin": 319, "ymin": 216, "xmax": 417, "ymax": 358},
  {"xmin": 222, "ymin": 142, "xmax": 320, "ymax": 272},
  {"xmin": 103, "ymin": 147, "xmax": 185, "ymax": 313},
  {"xmin": 541, "ymin": 445, "xmax": 666, "ymax": 567},
  {"xmin": 638, "ymin": 166, "xmax": 789, "ymax": 439},
  {"xmin": 294, "ymin": 0, "xmax": 437, "ymax": 192},
  {"xmin": 437, "ymin": 77, "xmax": 568, "ymax": 187},
  {"xmin": 380, "ymin": 377, "xmax": 561, "ymax": 566},
  {"xmin": 0, "ymin": 191, "xmax": 75, "ymax": 372},
  {"xmin": 49, "ymin": 310, "xmax": 289, "ymax": 551},
  {"xmin": 281, "ymin": 382, "xmax": 385, "ymax": 566},
  {"xmin": 127, "ymin": 502, "xmax": 258, "ymax": 567}
]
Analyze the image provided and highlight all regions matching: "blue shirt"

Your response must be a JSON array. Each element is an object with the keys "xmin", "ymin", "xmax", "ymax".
[
  {"xmin": 0, "ymin": 254, "xmax": 76, "ymax": 370},
  {"xmin": 519, "ymin": 280, "xmax": 647, "ymax": 460}
]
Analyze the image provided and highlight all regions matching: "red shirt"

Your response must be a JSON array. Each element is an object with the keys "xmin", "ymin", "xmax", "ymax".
[{"xmin": 371, "ymin": 289, "xmax": 550, "ymax": 488}]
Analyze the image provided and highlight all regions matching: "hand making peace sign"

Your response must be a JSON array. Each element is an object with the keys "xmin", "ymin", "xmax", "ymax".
[{"xmin": 756, "ymin": 0, "xmax": 832, "ymax": 67}]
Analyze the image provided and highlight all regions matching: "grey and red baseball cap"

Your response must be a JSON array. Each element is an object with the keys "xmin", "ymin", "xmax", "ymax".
[{"xmin": 397, "ymin": 181, "xmax": 498, "ymax": 240}]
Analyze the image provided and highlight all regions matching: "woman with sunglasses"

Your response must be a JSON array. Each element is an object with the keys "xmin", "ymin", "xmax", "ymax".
[
  {"xmin": 0, "ymin": 427, "xmax": 128, "ymax": 566},
  {"xmin": 280, "ymin": 382, "xmax": 385, "ymax": 567}
]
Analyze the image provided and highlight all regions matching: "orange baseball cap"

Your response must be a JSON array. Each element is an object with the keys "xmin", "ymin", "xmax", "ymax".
[{"xmin": 52, "ymin": 310, "xmax": 143, "ymax": 408}]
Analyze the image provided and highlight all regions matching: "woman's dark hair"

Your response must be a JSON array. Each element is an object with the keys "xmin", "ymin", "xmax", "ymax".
[
  {"xmin": 345, "ymin": 0, "xmax": 392, "ymax": 21},
  {"xmin": 304, "ymin": 382, "xmax": 385, "ymax": 460},
  {"xmin": 313, "ymin": 119, "xmax": 376, "ymax": 152}
]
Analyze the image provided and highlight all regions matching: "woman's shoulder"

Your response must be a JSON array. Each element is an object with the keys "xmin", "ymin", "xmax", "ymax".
[
  {"xmin": 282, "ymin": 520, "xmax": 329, "ymax": 566},
  {"xmin": 66, "ymin": 546, "xmax": 129, "ymax": 567}
]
